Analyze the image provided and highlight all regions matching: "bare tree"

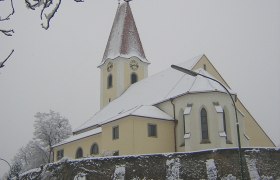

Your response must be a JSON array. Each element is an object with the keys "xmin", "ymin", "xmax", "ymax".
[
  {"xmin": 11, "ymin": 140, "xmax": 48, "ymax": 173},
  {"xmin": 25, "ymin": 0, "xmax": 84, "ymax": 30},
  {"xmin": 33, "ymin": 110, "xmax": 72, "ymax": 162}
]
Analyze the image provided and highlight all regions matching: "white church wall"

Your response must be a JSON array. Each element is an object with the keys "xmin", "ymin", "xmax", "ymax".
[{"xmin": 157, "ymin": 92, "xmax": 246, "ymax": 152}]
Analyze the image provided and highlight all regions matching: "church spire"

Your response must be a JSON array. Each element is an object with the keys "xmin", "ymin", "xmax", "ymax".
[{"xmin": 100, "ymin": 1, "xmax": 149, "ymax": 66}]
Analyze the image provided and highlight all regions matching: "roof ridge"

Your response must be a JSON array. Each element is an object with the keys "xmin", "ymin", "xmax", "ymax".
[
  {"xmin": 164, "ymin": 72, "xmax": 186, "ymax": 99},
  {"xmin": 198, "ymin": 69, "xmax": 218, "ymax": 91},
  {"xmin": 187, "ymin": 73, "xmax": 199, "ymax": 92}
]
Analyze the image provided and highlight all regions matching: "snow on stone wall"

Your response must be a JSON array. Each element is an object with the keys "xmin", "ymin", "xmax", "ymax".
[
  {"xmin": 166, "ymin": 158, "xmax": 181, "ymax": 180},
  {"xmin": 245, "ymin": 158, "xmax": 260, "ymax": 179},
  {"xmin": 113, "ymin": 165, "xmax": 125, "ymax": 180},
  {"xmin": 206, "ymin": 159, "xmax": 217, "ymax": 180},
  {"xmin": 19, "ymin": 148, "xmax": 280, "ymax": 180}
]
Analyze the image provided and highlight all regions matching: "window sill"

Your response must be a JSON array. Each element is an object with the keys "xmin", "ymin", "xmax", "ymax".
[
  {"xmin": 200, "ymin": 139, "xmax": 211, "ymax": 144},
  {"xmin": 226, "ymin": 140, "xmax": 233, "ymax": 144}
]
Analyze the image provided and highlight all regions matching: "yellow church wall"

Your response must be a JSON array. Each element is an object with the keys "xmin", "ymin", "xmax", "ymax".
[
  {"xmin": 123, "ymin": 57, "xmax": 148, "ymax": 92},
  {"xmin": 192, "ymin": 55, "xmax": 230, "ymax": 88},
  {"xmin": 100, "ymin": 60, "xmax": 118, "ymax": 108},
  {"xmin": 132, "ymin": 117, "xmax": 175, "ymax": 154},
  {"xmin": 101, "ymin": 116, "xmax": 175, "ymax": 155},
  {"xmin": 100, "ymin": 57, "xmax": 148, "ymax": 109},
  {"xmin": 236, "ymin": 99, "xmax": 275, "ymax": 147},
  {"xmin": 101, "ymin": 117, "xmax": 135, "ymax": 155},
  {"xmin": 54, "ymin": 116, "xmax": 175, "ymax": 161},
  {"xmin": 192, "ymin": 55, "xmax": 275, "ymax": 147},
  {"xmin": 53, "ymin": 133, "xmax": 102, "ymax": 161}
]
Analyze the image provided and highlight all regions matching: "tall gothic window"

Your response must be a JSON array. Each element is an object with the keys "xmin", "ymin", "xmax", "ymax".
[
  {"xmin": 75, "ymin": 147, "xmax": 83, "ymax": 159},
  {"xmin": 107, "ymin": 74, "xmax": 112, "ymax": 89},
  {"xmin": 223, "ymin": 110, "xmax": 227, "ymax": 136},
  {"xmin": 131, "ymin": 73, "xmax": 138, "ymax": 84},
  {"xmin": 201, "ymin": 108, "xmax": 209, "ymax": 143}
]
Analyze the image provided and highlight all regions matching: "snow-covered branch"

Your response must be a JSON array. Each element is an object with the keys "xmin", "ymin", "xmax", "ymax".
[
  {"xmin": 25, "ymin": 0, "xmax": 84, "ymax": 30},
  {"xmin": 0, "ymin": 29, "xmax": 14, "ymax": 36},
  {"xmin": 0, "ymin": 0, "xmax": 14, "ymax": 21},
  {"xmin": 0, "ymin": 0, "xmax": 15, "ymax": 36},
  {"xmin": 8, "ymin": 111, "xmax": 72, "ymax": 176}
]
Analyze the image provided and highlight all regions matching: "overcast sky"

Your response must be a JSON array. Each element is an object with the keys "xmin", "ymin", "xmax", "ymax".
[{"xmin": 0, "ymin": 0, "xmax": 279, "ymax": 177}]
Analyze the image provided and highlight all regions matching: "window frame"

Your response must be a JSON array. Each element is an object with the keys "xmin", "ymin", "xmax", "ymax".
[
  {"xmin": 131, "ymin": 73, "xmax": 138, "ymax": 84},
  {"xmin": 90, "ymin": 143, "xmax": 99, "ymax": 155},
  {"xmin": 56, "ymin": 149, "xmax": 64, "ymax": 161},
  {"xmin": 75, "ymin": 147, "xmax": 83, "ymax": 159},
  {"xmin": 148, "ymin": 123, "xmax": 157, "ymax": 138},
  {"xmin": 112, "ymin": 125, "xmax": 119, "ymax": 140},
  {"xmin": 200, "ymin": 107, "xmax": 210, "ymax": 143},
  {"xmin": 107, "ymin": 74, "xmax": 113, "ymax": 89}
]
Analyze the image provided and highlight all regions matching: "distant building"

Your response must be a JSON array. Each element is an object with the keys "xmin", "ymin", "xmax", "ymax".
[{"xmin": 53, "ymin": 1, "xmax": 274, "ymax": 161}]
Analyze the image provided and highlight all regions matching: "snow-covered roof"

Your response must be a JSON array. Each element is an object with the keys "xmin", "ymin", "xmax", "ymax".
[
  {"xmin": 53, "ymin": 127, "xmax": 102, "ymax": 147},
  {"xmin": 101, "ymin": 105, "xmax": 173, "ymax": 125},
  {"xmin": 100, "ymin": 2, "xmax": 148, "ymax": 66},
  {"xmin": 74, "ymin": 55, "xmax": 235, "ymax": 133},
  {"xmin": 53, "ymin": 106, "xmax": 171, "ymax": 147}
]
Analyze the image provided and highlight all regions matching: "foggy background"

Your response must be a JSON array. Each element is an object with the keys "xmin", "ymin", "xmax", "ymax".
[{"xmin": 1, "ymin": 0, "xmax": 279, "ymax": 177}]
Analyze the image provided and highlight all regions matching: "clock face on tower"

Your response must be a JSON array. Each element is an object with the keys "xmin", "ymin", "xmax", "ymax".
[
  {"xmin": 107, "ymin": 62, "xmax": 113, "ymax": 72},
  {"xmin": 129, "ymin": 60, "xmax": 139, "ymax": 71}
]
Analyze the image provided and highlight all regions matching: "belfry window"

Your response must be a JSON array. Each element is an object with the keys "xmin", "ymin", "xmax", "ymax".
[
  {"xmin": 75, "ymin": 147, "xmax": 83, "ymax": 159},
  {"xmin": 107, "ymin": 74, "xmax": 113, "ymax": 89},
  {"xmin": 200, "ymin": 108, "xmax": 210, "ymax": 143},
  {"xmin": 131, "ymin": 73, "xmax": 138, "ymax": 84}
]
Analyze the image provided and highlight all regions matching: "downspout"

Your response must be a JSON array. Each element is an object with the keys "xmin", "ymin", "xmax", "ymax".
[{"xmin": 170, "ymin": 98, "xmax": 177, "ymax": 152}]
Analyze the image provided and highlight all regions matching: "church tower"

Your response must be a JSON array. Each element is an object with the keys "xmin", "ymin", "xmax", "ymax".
[{"xmin": 98, "ymin": 1, "xmax": 150, "ymax": 109}]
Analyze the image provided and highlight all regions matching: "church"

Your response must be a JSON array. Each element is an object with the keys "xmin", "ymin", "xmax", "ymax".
[{"xmin": 52, "ymin": 1, "xmax": 275, "ymax": 161}]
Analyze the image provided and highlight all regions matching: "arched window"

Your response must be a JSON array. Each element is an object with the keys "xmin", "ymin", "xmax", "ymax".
[
  {"xmin": 90, "ymin": 143, "xmax": 99, "ymax": 155},
  {"xmin": 131, "ymin": 73, "xmax": 138, "ymax": 84},
  {"xmin": 75, "ymin": 147, "xmax": 83, "ymax": 159},
  {"xmin": 107, "ymin": 74, "xmax": 113, "ymax": 89},
  {"xmin": 201, "ymin": 108, "xmax": 209, "ymax": 142}
]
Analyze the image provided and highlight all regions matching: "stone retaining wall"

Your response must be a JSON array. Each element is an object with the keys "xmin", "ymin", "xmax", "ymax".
[{"xmin": 20, "ymin": 148, "xmax": 280, "ymax": 179}]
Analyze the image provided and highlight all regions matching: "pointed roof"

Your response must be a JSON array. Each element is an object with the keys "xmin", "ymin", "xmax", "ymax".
[{"xmin": 100, "ymin": 2, "xmax": 149, "ymax": 66}]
